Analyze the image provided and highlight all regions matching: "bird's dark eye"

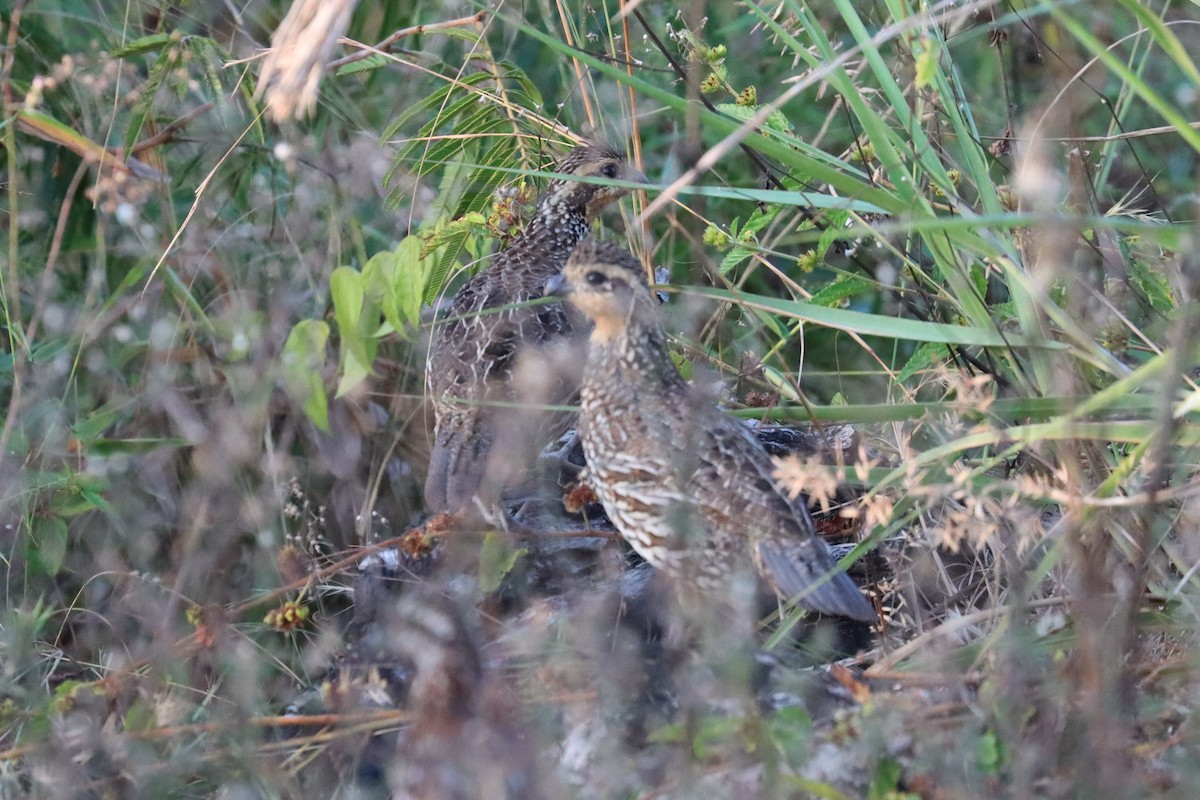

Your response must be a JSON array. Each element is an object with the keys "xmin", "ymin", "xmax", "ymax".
[
  {"xmin": 599, "ymin": 163, "xmax": 618, "ymax": 179},
  {"xmin": 585, "ymin": 270, "xmax": 608, "ymax": 286}
]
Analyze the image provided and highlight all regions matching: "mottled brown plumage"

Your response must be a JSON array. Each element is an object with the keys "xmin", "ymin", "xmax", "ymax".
[
  {"xmin": 425, "ymin": 144, "xmax": 643, "ymax": 518},
  {"xmin": 547, "ymin": 242, "xmax": 875, "ymax": 621}
]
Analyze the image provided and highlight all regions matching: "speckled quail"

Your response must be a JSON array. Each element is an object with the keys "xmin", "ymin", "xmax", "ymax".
[
  {"xmin": 424, "ymin": 144, "xmax": 644, "ymax": 521},
  {"xmin": 545, "ymin": 241, "xmax": 875, "ymax": 621}
]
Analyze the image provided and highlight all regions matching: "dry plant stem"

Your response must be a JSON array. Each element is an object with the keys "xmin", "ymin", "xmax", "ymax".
[
  {"xmin": 618, "ymin": 0, "xmax": 648, "ymax": 246},
  {"xmin": 128, "ymin": 102, "xmax": 215, "ymax": 156},
  {"xmin": 0, "ymin": 2, "xmax": 26, "ymax": 465},
  {"xmin": 1029, "ymin": 21, "xmax": 1200, "ymax": 146},
  {"xmin": 107, "ymin": 532, "xmax": 414, "ymax": 678},
  {"xmin": 554, "ymin": 0, "xmax": 597, "ymax": 128},
  {"xmin": 1063, "ymin": 462, "xmax": 1136, "ymax": 794},
  {"xmin": 0, "ymin": 711, "xmax": 409, "ymax": 764},
  {"xmin": 471, "ymin": 18, "xmax": 538, "ymax": 167},
  {"xmin": 866, "ymin": 596, "xmax": 1069, "ymax": 674},
  {"xmin": 327, "ymin": 11, "xmax": 488, "ymax": 70},
  {"xmin": 613, "ymin": 0, "xmax": 649, "ymax": 19},
  {"xmin": 144, "ymin": 109, "xmax": 266, "ymax": 291},
  {"xmin": 25, "ymin": 162, "xmax": 88, "ymax": 345},
  {"xmin": 371, "ymin": 44, "xmax": 573, "ymax": 152},
  {"xmin": 984, "ymin": 120, "xmax": 1200, "ymax": 144}
]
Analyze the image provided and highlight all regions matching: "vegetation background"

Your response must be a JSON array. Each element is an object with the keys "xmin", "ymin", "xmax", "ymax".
[{"xmin": 1, "ymin": 0, "xmax": 1198, "ymax": 797}]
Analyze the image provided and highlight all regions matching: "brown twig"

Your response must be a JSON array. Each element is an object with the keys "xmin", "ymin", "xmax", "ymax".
[
  {"xmin": 129, "ymin": 102, "xmax": 215, "ymax": 156},
  {"xmin": 0, "ymin": 710, "xmax": 409, "ymax": 763},
  {"xmin": 25, "ymin": 161, "xmax": 89, "ymax": 345},
  {"xmin": 553, "ymin": 0, "xmax": 596, "ymax": 129},
  {"xmin": 328, "ymin": 11, "xmax": 488, "ymax": 69}
]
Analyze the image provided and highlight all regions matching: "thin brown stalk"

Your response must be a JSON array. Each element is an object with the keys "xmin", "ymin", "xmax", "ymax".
[
  {"xmin": 128, "ymin": 102, "xmax": 215, "ymax": 156},
  {"xmin": 554, "ymin": 0, "xmax": 597, "ymax": 129},
  {"xmin": 25, "ymin": 161, "xmax": 89, "ymax": 345},
  {"xmin": 328, "ymin": 11, "xmax": 488, "ymax": 69},
  {"xmin": 0, "ymin": 1, "xmax": 27, "ymax": 465}
]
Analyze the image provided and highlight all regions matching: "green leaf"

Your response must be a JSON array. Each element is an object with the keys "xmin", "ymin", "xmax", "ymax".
[
  {"xmin": 88, "ymin": 437, "xmax": 187, "ymax": 456},
  {"xmin": 809, "ymin": 274, "xmax": 871, "ymax": 308},
  {"xmin": 110, "ymin": 33, "xmax": 174, "ymax": 58},
  {"xmin": 72, "ymin": 403, "xmax": 125, "ymax": 442},
  {"xmin": 867, "ymin": 756, "xmax": 904, "ymax": 800},
  {"xmin": 690, "ymin": 714, "xmax": 741, "ymax": 761},
  {"xmin": 32, "ymin": 516, "xmax": 69, "ymax": 577},
  {"xmin": 362, "ymin": 249, "xmax": 401, "ymax": 332},
  {"xmin": 718, "ymin": 245, "xmax": 756, "ymax": 275},
  {"xmin": 1128, "ymin": 256, "xmax": 1176, "ymax": 315},
  {"xmin": 897, "ymin": 341, "xmax": 948, "ymax": 384},
  {"xmin": 330, "ymin": 266, "xmax": 376, "ymax": 396},
  {"xmin": 76, "ymin": 486, "xmax": 113, "ymax": 514},
  {"xmin": 391, "ymin": 235, "xmax": 430, "ymax": 330},
  {"xmin": 189, "ymin": 37, "xmax": 229, "ymax": 102},
  {"xmin": 479, "ymin": 532, "xmax": 525, "ymax": 594},
  {"xmin": 713, "ymin": 102, "xmax": 793, "ymax": 134},
  {"xmin": 123, "ymin": 45, "xmax": 177, "ymax": 154},
  {"xmin": 781, "ymin": 775, "xmax": 855, "ymax": 800},
  {"xmin": 122, "ymin": 698, "xmax": 158, "ymax": 733},
  {"xmin": 969, "ymin": 261, "xmax": 987, "ymax": 301},
  {"xmin": 281, "ymin": 320, "xmax": 331, "ymax": 431},
  {"xmin": 977, "ymin": 729, "xmax": 1004, "ymax": 776},
  {"xmin": 336, "ymin": 54, "xmax": 389, "ymax": 76},
  {"xmin": 382, "ymin": 72, "xmax": 492, "ymax": 147},
  {"xmin": 816, "ymin": 209, "xmax": 852, "ymax": 256},
  {"xmin": 914, "ymin": 37, "xmax": 938, "ymax": 89},
  {"xmin": 683, "ymin": 285, "xmax": 1066, "ymax": 349}
]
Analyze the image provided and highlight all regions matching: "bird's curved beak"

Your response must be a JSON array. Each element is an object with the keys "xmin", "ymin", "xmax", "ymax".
[
  {"xmin": 624, "ymin": 164, "xmax": 648, "ymax": 186},
  {"xmin": 544, "ymin": 272, "xmax": 568, "ymax": 297}
]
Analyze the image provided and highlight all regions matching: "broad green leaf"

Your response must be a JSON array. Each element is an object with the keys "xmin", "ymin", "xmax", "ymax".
[
  {"xmin": 977, "ymin": 729, "xmax": 1005, "ymax": 776},
  {"xmin": 392, "ymin": 235, "xmax": 431, "ymax": 330},
  {"xmin": 362, "ymin": 249, "xmax": 401, "ymax": 334},
  {"xmin": 867, "ymin": 756, "xmax": 905, "ymax": 800},
  {"xmin": 281, "ymin": 320, "xmax": 331, "ymax": 431},
  {"xmin": 330, "ymin": 267, "xmax": 376, "ymax": 397},
  {"xmin": 914, "ymin": 37, "xmax": 938, "ymax": 88},
  {"xmin": 479, "ymin": 532, "xmax": 526, "ymax": 593},
  {"xmin": 32, "ymin": 516, "xmax": 69, "ymax": 577}
]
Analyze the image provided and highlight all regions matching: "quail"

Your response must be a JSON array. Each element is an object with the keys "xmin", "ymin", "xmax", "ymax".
[
  {"xmin": 545, "ymin": 241, "xmax": 875, "ymax": 621},
  {"xmin": 424, "ymin": 144, "xmax": 644, "ymax": 522}
]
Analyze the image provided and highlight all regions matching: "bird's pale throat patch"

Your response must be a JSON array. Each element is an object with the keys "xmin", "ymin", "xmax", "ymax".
[{"xmin": 571, "ymin": 294, "xmax": 630, "ymax": 342}]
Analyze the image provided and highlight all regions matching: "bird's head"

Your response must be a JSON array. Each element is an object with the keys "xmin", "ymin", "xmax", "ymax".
[
  {"xmin": 542, "ymin": 143, "xmax": 645, "ymax": 220},
  {"xmin": 546, "ymin": 240, "xmax": 654, "ymax": 342}
]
